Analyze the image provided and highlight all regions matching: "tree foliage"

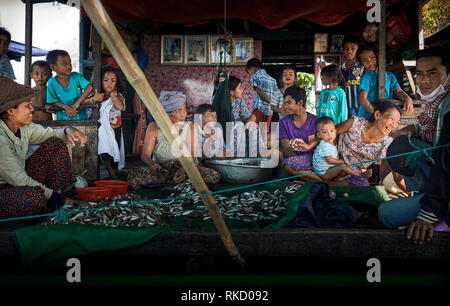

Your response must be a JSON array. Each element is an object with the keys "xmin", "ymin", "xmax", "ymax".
[{"xmin": 423, "ymin": 0, "xmax": 450, "ymax": 38}]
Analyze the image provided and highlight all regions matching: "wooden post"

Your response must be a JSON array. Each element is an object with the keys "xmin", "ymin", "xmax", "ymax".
[
  {"xmin": 24, "ymin": 0, "xmax": 33, "ymax": 86},
  {"xmin": 80, "ymin": 0, "xmax": 246, "ymax": 270},
  {"xmin": 91, "ymin": 26, "xmax": 102, "ymax": 122},
  {"xmin": 378, "ymin": 0, "xmax": 386, "ymax": 99},
  {"xmin": 418, "ymin": 0, "xmax": 425, "ymax": 50}
]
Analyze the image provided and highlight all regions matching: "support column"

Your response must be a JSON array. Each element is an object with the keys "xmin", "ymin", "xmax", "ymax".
[
  {"xmin": 24, "ymin": 0, "xmax": 33, "ymax": 86},
  {"xmin": 378, "ymin": 0, "xmax": 386, "ymax": 99}
]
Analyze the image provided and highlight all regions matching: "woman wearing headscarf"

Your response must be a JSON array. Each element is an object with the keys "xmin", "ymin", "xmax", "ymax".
[
  {"xmin": 0, "ymin": 77, "xmax": 87, "ymax": 218},
  {"xmin": 127, "ymin": 91, "xmax": 220, "ymax": 188}
]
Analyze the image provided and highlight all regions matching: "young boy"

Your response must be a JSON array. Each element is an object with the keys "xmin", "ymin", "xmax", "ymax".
[
  {"xmin": 30, "ymin": 60, "xmax": 52, "ymax": 121},
  {"xmin": 312, "ymin": 116, "xmax": 362, "ymax": 180},
  {"xmin": 46, "ymin": 49, "xmax": 94, "ymax": 120},
  {"xmin": 357, "ymin": 44, "xmax": 414, "ymax": 118},
  {"xmin": 246, "ymin": 58, "xmax": 282, "ymax": 129},
  {"xmin": 0, "ymin": 27, "xmax": 15, "ymax": 80},
  {"xmin": 341, "ymin": 36, "xmax": 365, "ymax": 117},
  {"xmin": 195, "ymin": 103, "xmax": 236, "ymax": 160}
]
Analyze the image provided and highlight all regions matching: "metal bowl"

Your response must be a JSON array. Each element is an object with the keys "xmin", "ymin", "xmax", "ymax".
[{"xmin": 204, "ymin": 158, "xmax": 275, "ymax": 184}]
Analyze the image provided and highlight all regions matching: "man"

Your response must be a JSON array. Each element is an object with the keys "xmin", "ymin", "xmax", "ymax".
[{"xmin": 390, "ymin": 47, "xmax": 449, "ymax": 192}]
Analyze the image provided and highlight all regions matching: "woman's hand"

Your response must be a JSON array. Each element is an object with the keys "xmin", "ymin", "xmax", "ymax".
[{"xmin": 65, "ymin": 127, "xmax": 88, "ymax": 147}]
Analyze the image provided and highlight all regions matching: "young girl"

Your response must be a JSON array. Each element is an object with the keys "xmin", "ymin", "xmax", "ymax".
[
  {"xmin": 358, "ymin": 44, "xmax": 414, "ymax": 118},
  {"xmin": 317, "ymin": 64, "xmax": 348, "ymax": 125},
  {"xmin": 271, "ymin": 65, "xmax": 297, "ymax": 120},
  {"xmin": 30, "ymin": 60, "xmax": 52, "ymax": 121},
  {"xmin": 98, "ymin": 66, "xmax": 125, "ymax": 179}
]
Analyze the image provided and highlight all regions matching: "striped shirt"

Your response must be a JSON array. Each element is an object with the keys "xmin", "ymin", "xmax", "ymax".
[
  {"xmin": 250, "ymin": 69, "xmax": 279, "ymax": 116},
  {"xmin": 341, "ymin": 62, "xmax": 364, "ymax": 110}
]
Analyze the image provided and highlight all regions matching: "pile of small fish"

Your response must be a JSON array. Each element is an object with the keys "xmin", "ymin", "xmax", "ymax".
[{"xmin": 42, "ymin": 181, "xmax": 304, "ymax": 228}]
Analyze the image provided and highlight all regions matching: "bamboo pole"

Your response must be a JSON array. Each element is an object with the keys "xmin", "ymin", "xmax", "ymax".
[
  {"xmin": 378, "ymin": 0, "xmax": 386, "ymax": 99},
  {"xmin": 80, "ymin": 0, "xmax": 246, "ymax": 270}
]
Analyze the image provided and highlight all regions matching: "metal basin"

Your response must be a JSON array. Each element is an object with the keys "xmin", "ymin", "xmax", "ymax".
[{"xmin": 204, "ymin": 158, "xmax": 275, "ymax": 184}]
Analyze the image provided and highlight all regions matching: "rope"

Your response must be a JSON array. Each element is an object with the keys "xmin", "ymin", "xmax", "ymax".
[{"xmin": 1, "ymin": 142, "xmax": 449, "ymax": 224}]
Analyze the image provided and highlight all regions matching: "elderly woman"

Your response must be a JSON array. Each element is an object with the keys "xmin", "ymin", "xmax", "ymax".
[
  {"xmin": 127, "ymin": 91, "xmax": 220, "ymax": 188},
  {"xmin": 0, "ymin": 77, "xmax": 87, "ymax": 218}
]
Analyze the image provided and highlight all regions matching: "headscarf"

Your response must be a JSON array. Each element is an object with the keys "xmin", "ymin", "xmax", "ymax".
[{"xmin": 159, "ymin": 91, "xmax": 187, "ymax": 113}]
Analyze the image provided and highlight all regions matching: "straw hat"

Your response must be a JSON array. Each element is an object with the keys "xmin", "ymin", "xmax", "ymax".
[{"xmin": 0, "ymin": 76, "xmax": 39, "ymax": 112}]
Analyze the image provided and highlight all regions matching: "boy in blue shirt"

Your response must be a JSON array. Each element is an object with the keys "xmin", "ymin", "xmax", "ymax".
[
  {"xmin": 357, "ymin": 44, "xmax": 414, "ymax": 118},
  {"xmin": 46, "ymin": 49, "xmax": 100, "ymax": 120}
]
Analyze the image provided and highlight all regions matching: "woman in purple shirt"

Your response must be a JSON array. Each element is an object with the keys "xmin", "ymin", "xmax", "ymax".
[{"xmin": 279, "ymin": 86, "xmax": 324, "ymax": 182}]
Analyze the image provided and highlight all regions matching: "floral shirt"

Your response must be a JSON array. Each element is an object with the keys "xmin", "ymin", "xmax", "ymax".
[{"xmin": 338, "ymin": 116, "xmax": 393, "ymax": 171}]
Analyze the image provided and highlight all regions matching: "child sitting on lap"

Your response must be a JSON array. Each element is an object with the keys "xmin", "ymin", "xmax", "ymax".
[{"xmin": 312, "ymin": 116, "xmax": 363, "ymax": 180}]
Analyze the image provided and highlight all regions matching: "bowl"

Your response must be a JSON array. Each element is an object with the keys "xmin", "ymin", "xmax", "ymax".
[
  {"xmin": 94, "ymin": 180, "xmax": 130, "ymax": 195},
  {"xmin": 203, "ymin": 158, "xmax": 276, "ymax": 184},
  {"xmin": 76, "ymin": 187, "xmax": 113, "ymax": 201}
]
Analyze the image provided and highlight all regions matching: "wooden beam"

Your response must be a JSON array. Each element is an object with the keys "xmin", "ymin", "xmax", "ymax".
[
  {"xmin": 378, "ymin": 0, "xmax": 386, "ymax": 99},
  {"xmin": 24, "ymin": 0, "xmax": 33, "ymax": 86},
  {"xmin": 80, "ymin": 0, "xmax": 246, "ymax": 270}
]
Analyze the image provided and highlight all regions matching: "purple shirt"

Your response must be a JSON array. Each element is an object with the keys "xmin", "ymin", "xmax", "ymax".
[{"xmin": 279, "ymin": 113, "xmax": 317, "ymax": 155}]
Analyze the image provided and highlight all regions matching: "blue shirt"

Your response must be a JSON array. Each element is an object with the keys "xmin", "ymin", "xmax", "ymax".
[
  {"xmin": 250, "ymin": 69, "xmax": 280, "ymax": 116},
  {"xmin": 358, "ymin": 70, "xmax": 400, "ymax": 118},
  {"xmin": 0, "ymin": 54, "xmax": 15, "ymax": 80},
  {"xmin": 341, "ymin": 62, "xmax": 364, "ymax": 110},
  {"xmin": 313, "ymin": 140, "xmax": 339, "ymax": 175},
  {"xmin": 317, "ymin": 87, "xmax": 348, "ymax": 125},
  {"xmin": 46, "ymin": 72, "xmax": 91, "ymax": 120}
]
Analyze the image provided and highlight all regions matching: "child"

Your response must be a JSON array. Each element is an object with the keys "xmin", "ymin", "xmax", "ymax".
[
  {"xmin": 246, "ymin": 58, "xmax": 281, "ymax": 129},
  {"xmin": 341, "ymin": 36, "xmax": 365, "ymax": 117},
  {"xmin": 98, "ymin": 66, "xmax": 125, "ymax": 179},
  {"xmin": 271, "ymin": 65, "xmax": 297, "ymax": 120},
  {"xmin": 228, "ymin": 75, "xmax": 256, "ymax": 123},
  {"xmin": 0, "ymin": 27, "xmax": 15, "ymax": 80},
  {"xmin": 30, "ymin": 60, "xmax": 52, "ymax": 121},
  {"xmin": 195, "ymin": 103, "xmax": 226, "ymax": 159},
  {"xmin": 358, "ymin": 44, "xmax": 414, "ymax": 118},
  {"xmin": 46, "ymin": 49, "xmax": 102, "ymax": 120},
  {"xmin": 312, "ymin": 116, "xmax": 362, "ymax": 180},
  {"xmin": 317, "ymin": 64, "xmax": 348, "ymax": 125}
]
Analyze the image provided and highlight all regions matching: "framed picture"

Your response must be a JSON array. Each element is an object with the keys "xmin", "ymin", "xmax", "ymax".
[
  {"xmin": 232, "ymin": 38, "xmax": 253, "ymax": 65},
  {"xmin": 330, "ymin": 34, "xmax": 345, "ymax": 53},
  {"xmin": 314, "ymin": 53, "xmax": 342, "ymax": 105},
  {"xmin": 209, "ymin": 35, "xmax": 232, "ymax": 65},
  {"xmin": 185, "ymin": 36, "xmax": 208, "ymax": 64},
  {"xmin": 161, "ymin": 35, "xmax": 184, "ymax": 64},
  {"xmin": 314, "ymin": 33, "xmax": 328, "ymax": 53}
]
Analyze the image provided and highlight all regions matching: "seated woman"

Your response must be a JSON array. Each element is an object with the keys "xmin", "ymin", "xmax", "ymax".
[
  {"xmin": 127, "ymin": 92, "xmax": 220, "ymax": 189},
  {"xmin": 335, "ymin": 99, "xmax": 401, "ymax": 186},
  {"xmin": 0, "ymin": 77, "xmax": 87, "ymax": 218}
]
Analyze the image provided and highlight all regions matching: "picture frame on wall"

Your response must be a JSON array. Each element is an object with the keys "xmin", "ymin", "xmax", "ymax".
[
  {"xmin": 185, "ymin": 36, "xmax": 208, "ymax": 64},
  {"xmin": 232, "ymin": 38, "xmax": 254, "ymax": 65},
  {"xmin": 161, "ymin": 35, "xmax": 184, "ymax": 64},
  {"xmin": 209, "ymin": 35, "xmax": 232, "ymax": 65}
]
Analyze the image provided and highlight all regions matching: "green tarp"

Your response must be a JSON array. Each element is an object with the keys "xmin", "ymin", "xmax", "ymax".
[{"xmin": 13, "ymin": 182, "xmax": 389, "ymax": 268}]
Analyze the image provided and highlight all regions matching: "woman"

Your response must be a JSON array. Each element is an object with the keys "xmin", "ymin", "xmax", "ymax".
[
  {"xmin": 0, "ymin": 77, "xmax": 87, "ymax": 218},
  {"xmin": 336, "ymin": 99, "xmax": 402, "ymax": 186},
  {"xmin": 127, "ymin": 91, "xmax": 220, "ymax": 189}
]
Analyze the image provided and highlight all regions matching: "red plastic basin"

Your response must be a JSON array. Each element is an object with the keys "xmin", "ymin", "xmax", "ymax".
[
  {"xmin": 76, "ymin": 187, "xmax": 113, "ymax": 201},
  {"xmin": 94, "ymin": 180, "xmax": 130, "ymax": 195}
]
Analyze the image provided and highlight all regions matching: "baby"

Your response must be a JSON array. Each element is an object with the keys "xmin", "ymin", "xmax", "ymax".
[{"xmin": 312, "ymin": 116, "xmax": 363, "ymax": 180}]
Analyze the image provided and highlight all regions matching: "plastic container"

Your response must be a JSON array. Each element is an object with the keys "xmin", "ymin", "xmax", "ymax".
[
  {"xmin": 94, "ymin": 180, "xmax": 130, "ymax": 196},
  {"xmin": 76, "ymin": 187, "xmax": 113, "ymax": 201}
]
